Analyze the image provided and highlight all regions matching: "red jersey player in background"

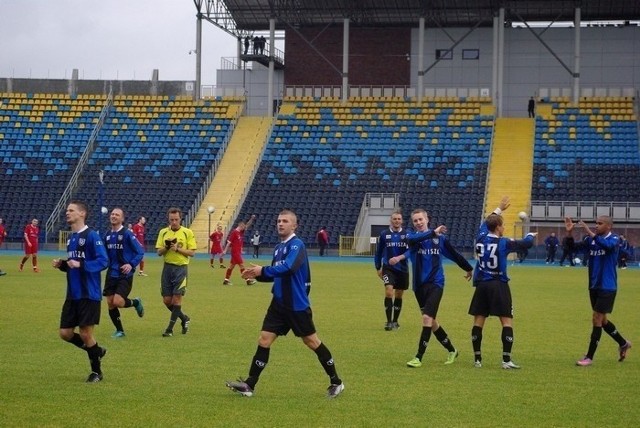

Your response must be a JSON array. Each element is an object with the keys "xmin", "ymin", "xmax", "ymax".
[
  {"xmin": 20, "ymin": 218, "xmax": 40, "ymax": 272},
  {"xmin": 210, "ymin": 223, "xmax": 226, "ymax": 268},
  {"xmin": 222, "ymin": 214, "xmax": 255, "ymax": 285},
  {"xmin": 132, "ymin": 216, "xmax": 148, "ymax": 276},
  {"xmin": 0, "ymin": 218, "xmax": 7, "ymax": 249}
]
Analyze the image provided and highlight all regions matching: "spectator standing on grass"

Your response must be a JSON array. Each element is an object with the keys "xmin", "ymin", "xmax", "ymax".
[
  {"xmin": 132, "ymin": 216, "xmax": 148, "ymax": 276},
  {"xmin": 155, "ymin": 207, "xmax": 197, "ymax": 337},
  {"xmin": 19, "ymin": 218, "xmax": 40, "ymax": 272},
  {"xmin": 222, "ymin": 215, "xmax": 256, "ymax": 285},
  {"xmin": 0, "ymin": 218, "xmax": 7, "ymax": 249},
  {"xmin": 225, "ymin": 209, "xmax": 344, "ymax": 398},
  {"xmin": 469, "ymin": 196, "xmax": 536, "ymax": 369},
  {"xmin": 103, "ymin": 208, "xmax": 145, "ymax": 338},
  {"xmin": 559, "ymin": 233, "xmax": 576, "ymax": 267},
  {"xmin": 53, "ymin": 201, "xmax": 109, "ymax": 382},
  {"xmin": 544, "ymin": 232, "xmax": 559, "ymax": 264},
  {"xmin": 566, "ymin": 216, "xmax": 632, "ymax": 366},
  {"xmin": 251, "ymin": 230, "xmax": 262, "ymax": 259},
  {"xmin": 618, "ymin": 234, "xmax": 630, "ymax": 269},
  {"xmin": 317, "ymin": 226, "xmax": 329, "ymax": 256},
  {"xmin": 401, "ymin": 209, "xmax": 473, "ymax": 368},
  {"xmin": 374, "ymin": 210, "xmax": 409, "ymax": 331}
]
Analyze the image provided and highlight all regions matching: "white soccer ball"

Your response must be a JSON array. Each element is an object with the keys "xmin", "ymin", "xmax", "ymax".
[
  {"xmin": 518, "ymin": 211, "xmax": 528, "ymax": 220},
  {"xmin": 574, "ymin": 257, "xmax": 581, "ymax": 265},
  {"xmin": 101, "ymin": 206, "xmax": 109, "ymax": 214}
]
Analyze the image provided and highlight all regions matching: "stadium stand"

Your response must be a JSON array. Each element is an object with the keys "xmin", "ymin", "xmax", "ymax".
[
  {"xmin": 237, "ymin": 96, "xmax": 493, "ymax": 250},
  {"xmin": 532, "ymin": 97, "xmax": 640, "ymax": 202},
  {"xmin": 73, "ymin": 95, "xmax": 237, "ymax": 239},
  {"xmin": 1, "ymin": 93, "xmax": 237, "ymax": 242},
  {"xmin": 0, "ymin": 92, "xmax": 102, "ymax": 240}
]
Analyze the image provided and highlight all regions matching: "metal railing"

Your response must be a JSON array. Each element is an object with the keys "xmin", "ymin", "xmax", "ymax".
[{"xmin": 45, "ymin": 89, "xmax": 113, "ymax": 242}]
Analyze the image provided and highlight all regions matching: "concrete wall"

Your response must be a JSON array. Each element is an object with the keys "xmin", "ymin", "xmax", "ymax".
[
  {"xmin": 217, "ymin": 66, "xmax": 284, "ymax": 116},
  {"xmin": 1, "ymin": 77, "xmax": 195, "ymax": 97},
  {"xmin": 411, "ymin": 26, "xmax": 640, "ymax": 116}
]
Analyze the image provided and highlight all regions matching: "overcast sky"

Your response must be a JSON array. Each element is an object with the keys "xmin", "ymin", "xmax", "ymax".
[{"xmin": 0, "ymin": 0, "xmax": 238, "ymax": 85}]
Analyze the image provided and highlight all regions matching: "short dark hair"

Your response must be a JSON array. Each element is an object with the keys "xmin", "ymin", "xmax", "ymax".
[
  {"xmin": 69, "ymin": 200, "xmax": 89, "ymax": 220},
  {"xmin": 167, "ymin": 207, "xmax": 182, "ymax": 218}
]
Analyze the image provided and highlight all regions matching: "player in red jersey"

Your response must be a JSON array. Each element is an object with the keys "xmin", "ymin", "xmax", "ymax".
[
  {"xmin": 222, "ymin": 214, "xmax": 255, "ymax": 285},
  {"xmin": 210, "ymin": 223, "xmax": 226, "ymax": 268},
  {"xmin": 132, "ymin": 216, "xmax": 148, "ymax": 276},
  {"xmin": 0, "ymin": 218, "xmax": 7, "ymax": 249},
  {"xmin": 20, "ymin": 218, "xmax": 40, "ymax": 272}
]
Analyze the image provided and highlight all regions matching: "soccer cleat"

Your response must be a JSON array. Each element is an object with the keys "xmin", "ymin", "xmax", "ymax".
[
  {"xmin": 86, "ymin": 372, "xmax": 103, "ymax": 383},
  {"xmin": 134, "ymin": 298, "xmax": 144, "ymax": 317},
  {"xmin": 327, "ymin": 382, "xmax": 345, "ymax": 398},
  {"xmin": 502, "ymin": 360, "xmax": 521, "ymax": 369},
  {"xmin": 111, "ymin": 331, "xmax": 126, "ymax": 338},
  {"xmin": 181, "ymin": 317, "xmax": 190, "ymax": 334},
  {"xmin": 618, "ymin": 341, "xmax": 632, "ymax": 362},
  {"xmin": 0, "ymin": 270, "xmax": 6, "ymax": 276},
  {"xmin": 226, "ymin": 379, "xmax": 254, "ymax": 397},
  {"xmin": 33, "ymin": 267, "xmax": 40, "ymax": 273},
  {"xmin": 576, "ymin": 357, "xmax": 593, "ymax": 366},
  {"xmin": 406, "ymin": 357, "xmax": 422, "ymax": 368},
  {"xmin": 246, "ymin": 279, "xmax": 257, "ymax": 286},
  {"xmin": 384, "ymin": 322, "xmax": 393, "ymax": 331},
  {"xmin": 138, "ymin": 271, "xmax": 148, "ymax": 277},
  {"xmin": 219, "ymin": 264, "xmax": 226, "ymax": 268},
  {"xmin": 445, "ymin": 349, "xmax": 459, "ymax": 365},
  {"xmin": 474, "ymin": 360, "xmax": 482, "ymax": 368},
  {"xmin": 392, "ymin": 322, "xmax": 400, "ymax": 330},
  {"xmin": 223, "ymin": 279, "xmax": 232, "ymax": 285},
  {"xmin": 162, "ymin": 330, "xmax": 173, "ymax": 337},
  {"xmin": 19, "ymin": 264, "xmax": 24, "ymax": 272}
]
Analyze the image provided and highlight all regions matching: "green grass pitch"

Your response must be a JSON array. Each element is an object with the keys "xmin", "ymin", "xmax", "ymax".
[{"xmin": 0, "ymin": 253, "xmax": 638, "ymax": 427}]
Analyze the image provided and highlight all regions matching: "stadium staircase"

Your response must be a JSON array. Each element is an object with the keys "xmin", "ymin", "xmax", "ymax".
[
  {"xmin": 189, "ymin": 116, "xmax": 271, "ymax": 249},
  {"xmin": 236, "ymin": 96, "xmax": 494, "ymax": 249},
  {"xmin": 484, "ymin": 117, "xmax": 535, "ymax": 235}
]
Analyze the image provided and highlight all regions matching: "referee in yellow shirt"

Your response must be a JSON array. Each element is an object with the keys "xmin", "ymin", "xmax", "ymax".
[{"xmin": 156, "ymin": 207, "xmax": 197, "ymax": 337}]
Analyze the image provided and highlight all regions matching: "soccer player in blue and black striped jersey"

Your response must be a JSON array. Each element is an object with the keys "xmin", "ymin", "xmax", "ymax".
[
  {"xmin": 403, "ymin": 209, "xmax": 473, "ymax": 368},
  {"xmin": 374, "ymin": 210, "xmax": 409, "ymax": 331},
  {"xmin": 226, "ymin": 209, "xmax": 344, "ymax": 398},
  {"xmin": 469, "ymin": 196, "xmax": 535, "ymax": 369},
  {"xmin": 53, "ymin": 201, "xmax": 109, "ymax": 382},
  {"xmin": 103, "ymin": 208, "xmax": 145, "ymax": 338},
  {"xmin": 569, "ymin": 216, "xmax": 632, "ymax": 366}
]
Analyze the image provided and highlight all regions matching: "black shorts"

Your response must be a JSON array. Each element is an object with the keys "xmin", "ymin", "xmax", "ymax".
[
  {"xmin": 381, "ymin": 267, "xmax": 409, "ymax": 290},
  {"xmin": 261, "ymin": 298, "xmax": 316, "ymax": 337},
  {"xmin": 589, "ymin": 289, "xmax": 617, "ymax": 314},
  {"xmin": 161, "ymin": 264, "xmax": 188, "ymax": 297},
  {"xmin": 60, "ymin": 299, "xmax": 101, "ymax": 329},
  {"xmin": 468, "ymin": 280, "xmax": 513, "ymax": 318},
  {"xmin": 103, "ymin": 276, "xmax": 133, "ymax": 298},
  {"xmin": 414, "ymin": 283, "xmax": 444, "ymax": 318}
]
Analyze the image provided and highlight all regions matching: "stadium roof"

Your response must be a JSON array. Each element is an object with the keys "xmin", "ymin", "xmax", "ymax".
[{"xmin": 217, "ymin": 0, "xmax": 640, "ymax": 30}]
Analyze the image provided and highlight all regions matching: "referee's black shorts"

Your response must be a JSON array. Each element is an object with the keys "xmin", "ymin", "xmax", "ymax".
[{"xmin": 468, "ymin": 279, "xmax": 513, "ymax": 318}]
